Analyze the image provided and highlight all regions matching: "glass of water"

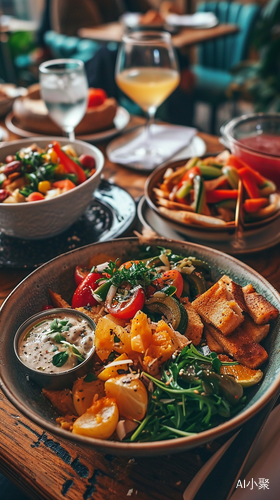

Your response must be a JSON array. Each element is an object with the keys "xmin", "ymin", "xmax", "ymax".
[{"xmin": 39, "ymin": 59, "xmax": 88, "ymax": 141}]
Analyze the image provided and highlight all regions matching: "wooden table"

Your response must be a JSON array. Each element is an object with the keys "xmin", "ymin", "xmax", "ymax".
[
  {"xmin": 79, "ymin": 22, "xmax": 238, "ymax": 49},
  {"xmin": 1, "ymin": 124, "xmax": 280, "ymax": 500}
]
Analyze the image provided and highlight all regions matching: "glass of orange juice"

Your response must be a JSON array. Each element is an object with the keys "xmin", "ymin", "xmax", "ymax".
[{"xmin": 115, "ymin": 31, "xmax": 180, "ymax": 164}]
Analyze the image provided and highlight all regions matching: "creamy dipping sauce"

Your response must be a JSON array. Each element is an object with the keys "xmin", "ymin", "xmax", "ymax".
[{"xmin": 18, "ymin": 312, "xmax": 95, "ymax": 373}]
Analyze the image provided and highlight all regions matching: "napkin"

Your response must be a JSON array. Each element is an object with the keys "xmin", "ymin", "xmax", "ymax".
[
  {"xmin": 108, "ymin": 124, "xmax": 197, "ymax": 169},
  {"xmin": 183, "ymin": 405, "xmax": 280, "ymax": 500},
  {"xmin": 166, "ymin": 12, "xmax": 218, "ymax": 28}
]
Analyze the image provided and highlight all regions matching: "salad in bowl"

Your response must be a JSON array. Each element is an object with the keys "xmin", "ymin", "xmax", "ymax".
[
  {"xmin": 2, "ymin": 238, "xmax": 279, "ymax": 456},
  {"xmin": 0, "ymin": 137, "xmax": 103, "ymax": 239}
]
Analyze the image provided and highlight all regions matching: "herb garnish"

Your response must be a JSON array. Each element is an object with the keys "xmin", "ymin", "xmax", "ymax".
[
  {"xmin": 99, "ymin": 260, "xmax": 160, "ymax": 289},
  {"xmin": 52, "ymin": 351, "xmax": 69, "ymax": 367},
  {"xmin": 49, "ymin": 318, "xmax": 85, "ymax": 367}
]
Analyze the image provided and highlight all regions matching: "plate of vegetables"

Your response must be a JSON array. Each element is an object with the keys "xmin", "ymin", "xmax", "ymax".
[
  {"xmin": 145, "ymin": 151, "xmax": 280, "ymax": 233},
  {"xmin": 1, "ymin": 237, "xmax": 280, "ymax": 456}
]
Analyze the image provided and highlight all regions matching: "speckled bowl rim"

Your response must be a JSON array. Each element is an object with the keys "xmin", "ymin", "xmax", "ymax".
[{"xmin": 1, "ymin": 237, "xmax": 280, "ymax": 456}]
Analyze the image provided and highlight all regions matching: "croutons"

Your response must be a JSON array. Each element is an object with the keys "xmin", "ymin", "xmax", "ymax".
[
  {"xmin": 243, "ymin": 285, "xmax": 279, "ymax": 325},
  {"xmin": 180, "ymin": 297, "xmax": 204, "ymax": 345},
  {"xmin": 192, "ymin": 280, "xmax": 244, "ymax": 336}
]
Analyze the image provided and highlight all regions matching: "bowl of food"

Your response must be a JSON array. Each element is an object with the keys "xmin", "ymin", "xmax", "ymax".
[
  {"xmin": 220, "ymin": 113, "xmax": 280, "ymax": 189},
  {"xmin": 0, "ymin": 137, "xmax": 104, "ymax": 239},
  {"xmin": 145, "ymin": 151, "xmax": 280, "ymax": 238},
  {"xmin": 0, "ymin": 237, "xmax": 279, "ymax": 456},
  {"xmin": 14, "ymin": 308, "xmax": 96, "ymax": 390}
]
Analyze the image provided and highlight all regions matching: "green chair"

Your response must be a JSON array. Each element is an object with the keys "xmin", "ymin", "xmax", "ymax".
[{"xmin": 192, "ymin": 1, "xmax": 260, "ymax": 133}]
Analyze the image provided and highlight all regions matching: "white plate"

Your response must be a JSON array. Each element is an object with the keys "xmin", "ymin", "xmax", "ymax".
[
  {"xmin": 106, "ymin": 129, "xmax": 206, "ymax": 172},
  {"xmin": 5, "ymin": 106, "xmax": 130, "ymax": 143},
  {"xmin": 138, "ymin": 196, "xmax": 280, "ymax": 255},
  {"xmin": 166, "ymin": 12, "xmax": 219, "ymax": 29}
]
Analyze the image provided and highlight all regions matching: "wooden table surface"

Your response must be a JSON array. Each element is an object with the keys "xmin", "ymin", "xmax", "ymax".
[
  {"xmin": 1, "ymin": 122, "xmax": 280, "ymax": 500},
  {"xmin": 79, "ymin": 22, "xmax": 238, "ymax": 49}
]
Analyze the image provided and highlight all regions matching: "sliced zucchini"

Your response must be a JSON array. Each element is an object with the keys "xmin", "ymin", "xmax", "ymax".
[
  {"xmin": 145, "ymin": 293, "xmax": 181, "ymax": 330},
  {"xmin": 176, "ymin": 179, "xmax": 192, "ymax": 199},
  {"xmin": 198, "ymin": 164, "xmax": 222, "ymax": 179},
  {"xmin": 177, "ymin": 304, "xmax": 188, "ymax": 334},
  {"xmin": 184, "ymin": 271, "xmax": 207, "ymax": 298}
]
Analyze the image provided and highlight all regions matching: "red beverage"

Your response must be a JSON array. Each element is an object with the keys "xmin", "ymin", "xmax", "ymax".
[{"xmin": 232, "ymin": 134, "xmax": 280, "ymax": 188}]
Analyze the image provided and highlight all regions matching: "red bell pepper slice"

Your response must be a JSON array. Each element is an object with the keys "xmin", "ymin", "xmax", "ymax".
[
  {"xmin": 206, "ymin": 189, "xmax": 238, "ymax": 204},
  {"xmin": 238, "ymin": 167, "xmax": 260, "ymax": 199},
  {"xmin": 226, "ymin": 155, "xmax": 265, "ymax": 185},
  {"xmin": 243, "ymin": 198, "xmax": 268, "ymax": 213},
  {"xmin": 74, "ymin": 266, "xmax": 90, "ymax": 286},
  {"xmin": 177, "ymin": 166, "xmax": 201, "ymax": 189},
  {"xmin": 52, "ymin": 142, "xmax": 87, "ymax": 185},
  {"xmin": 71, "ymin": 271, "xmax": 103, "ymax": 308}
]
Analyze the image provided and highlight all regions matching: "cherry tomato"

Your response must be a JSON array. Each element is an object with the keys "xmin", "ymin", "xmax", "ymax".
[
  {"xmin": 161, "ymin": 270, "xmax": 184, "ymax": 297},
  {"xmin": 87, "ymin": 88, "xmax": 107, "ymax": 108},
  {"xmin": 26, "ymin": 192, "xmax": 45, "ymax": 202},
  {"xmin": 79, "ymin": 154, "xmax": 96, "ymax": 170},
  {"xmin": 105, "ymin": 286, "xmax": 145, "ymax": 320},
  {"xmin": 72, "ymin": 271, "xmax": 103, "ymax": 308},
  {"xmin": 74, "ymin": 266, "xmax": 90, "ymax": 286},
  {"xmin": 42, "ymin": 305, "xmax": 54, "ymax": 311}
]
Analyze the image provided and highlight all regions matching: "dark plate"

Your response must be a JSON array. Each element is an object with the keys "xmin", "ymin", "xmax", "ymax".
[{"xmin": 0, "ymin": 180, "xmax": 136, "ymax": 269}]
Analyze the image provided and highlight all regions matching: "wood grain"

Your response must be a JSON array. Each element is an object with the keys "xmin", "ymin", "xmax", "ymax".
[{"xmin": 0, "ymin": 123, "xmax": 279, "ymax": 500}]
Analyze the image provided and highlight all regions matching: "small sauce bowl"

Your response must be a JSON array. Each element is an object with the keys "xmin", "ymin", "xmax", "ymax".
[{"xmin": 14, "ymin": 308, "xmax": 96, "ymax": 390}]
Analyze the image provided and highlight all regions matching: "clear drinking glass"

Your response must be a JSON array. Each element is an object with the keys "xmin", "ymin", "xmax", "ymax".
[
  {"xmin": 39, "ymin": 59, "xmax": 88, "ymax": 141},
  {"xmin": 115, "ymin": 31, "xmax": 180, "ymax": 162}
]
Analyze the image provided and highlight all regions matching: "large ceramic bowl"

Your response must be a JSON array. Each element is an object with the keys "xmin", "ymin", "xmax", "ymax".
[
  {"xmin": 0, "ymin": 137, "xmax": 104, "ymax": 239},
  {"xmin": 220, "ymin": 113, "xmax": 280, "ymax": 189},
  {"xmin": 0, "ymin": 237, "xmax": 280, "ymax": 456}
]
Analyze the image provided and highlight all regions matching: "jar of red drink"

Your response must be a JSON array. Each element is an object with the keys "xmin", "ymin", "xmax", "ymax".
[{"xmin": 220, "ymin": 113, "xmax": 280, "ymax": 189}]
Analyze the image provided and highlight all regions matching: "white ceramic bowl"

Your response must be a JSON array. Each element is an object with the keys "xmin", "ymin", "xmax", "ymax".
[{"xmin": 0, "ymin": 137, "xmax": 104, "ymax": 239}]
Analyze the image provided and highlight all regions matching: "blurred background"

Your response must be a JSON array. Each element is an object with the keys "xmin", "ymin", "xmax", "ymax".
[{"xmin": 1, "ymin": 0, "xmax": 278, "ymax": 135}]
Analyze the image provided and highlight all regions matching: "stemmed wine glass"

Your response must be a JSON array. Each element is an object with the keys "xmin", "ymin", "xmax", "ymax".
[
  {"xmin": 39, "ymin": 59, "xmax": 88, "ymax": 141},
  {"xmin": 115, "ymin": 31, "xmax": 180, "ymax": 166}
]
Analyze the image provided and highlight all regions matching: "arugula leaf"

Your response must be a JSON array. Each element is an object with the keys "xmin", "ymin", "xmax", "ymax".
[{"xmin": 129, "ymin": 346, "xmax": 245, "ymax": 443}]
